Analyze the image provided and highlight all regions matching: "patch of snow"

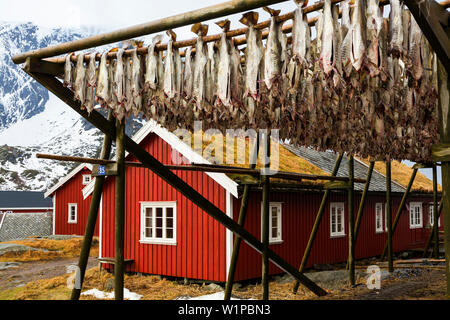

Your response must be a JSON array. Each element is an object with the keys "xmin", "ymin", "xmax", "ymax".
[
  {"xmin": 81, "ymin": 288, "xmax": 143, "ymax": 301},
  {"xmin": 176, "ymin": 292, "xmax": 253, "ymax": 301}
]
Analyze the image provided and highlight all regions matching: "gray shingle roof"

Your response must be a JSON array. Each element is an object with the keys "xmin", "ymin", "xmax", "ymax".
[
  {"xmin": 0, "ymin": 192, "xmax": 53, "ymax": 209},
  {"xmin": 282, "ymin": 145, "xmax": 407, "ymax": 193}
]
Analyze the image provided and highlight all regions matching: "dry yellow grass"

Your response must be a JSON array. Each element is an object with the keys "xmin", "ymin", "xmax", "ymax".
[
  {"xmin": 0, "ymin": 237, "xmax": 99, "ymax": 263},
  {"xmin": 359, "ymin": 159, "xmax": 441, "ymax": 193}
]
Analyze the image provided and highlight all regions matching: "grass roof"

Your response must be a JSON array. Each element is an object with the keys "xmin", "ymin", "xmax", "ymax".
[{"xmin": 358, "ymin": 159, "xmax": 441, "ymax": 193}]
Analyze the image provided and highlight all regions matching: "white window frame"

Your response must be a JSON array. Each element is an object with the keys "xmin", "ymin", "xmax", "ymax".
[
  {"xmin": 428, "ymin": 203, "xmax": 441, "ymax": 228},
  {"xmin": 140, "ymin": 202, "xmax": 177, "ymax": 246},
  {"xmin": 68, "ymin": 204, "xmax": 77, "ymax": 224},
  {"xmin": 330, "ymin": 203, "xmax": 345, "ymax": 238},
  {"xmin": 410, "ymin": 202, "xmax": 423, "ymax": 229},
  {"xmin": 82, "ymin": 175, "xmax": 92, "ymax": 185},
  {"xmin": 260, "ymin": 202, "xmax": 283, "ymax": 245},
  {"xmin": 375, "ymin": 203, "xmax": 384, "ymax": 234}
]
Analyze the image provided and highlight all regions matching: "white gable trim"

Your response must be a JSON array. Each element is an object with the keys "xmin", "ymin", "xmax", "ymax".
[
  {"xmin": 83, "ymin": 120, "xmax": 239, "ymax": 198},
  {"xmin": 44, "ymin": 163, "xmax": 93, "ymax": 198}
]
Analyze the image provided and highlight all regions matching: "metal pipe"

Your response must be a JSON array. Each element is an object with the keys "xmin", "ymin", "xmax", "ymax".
[
  {"xmin": 70, "ymin": 111, "xmax": 114, "ymax": 301},
  {"xmin": 292, "ymin": 153, "xmax": 343, "ymax": 294},
  {"xmin": 114, "ymin": 119, "xmax": 126, "ymax": 301},
  {"xmin": 386, "ymin": 161, "xmax": 394, "ymax": 273},
  {"xmin": 224, "ymin": 135, "xmax": 260, "ymax": 301},
  {"xmin": 27, "ymin": 71, "xmax": 327, "ymax": 297},
  {"xmin": 12, "ymin": 0, "xmax": 290, "ymax": 64}
]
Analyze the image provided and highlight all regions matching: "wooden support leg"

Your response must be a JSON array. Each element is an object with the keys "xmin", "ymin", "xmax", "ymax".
[
  {"xmin": 115, "ymin": 120, "xmax": 126, "ymax": 301},
  {"xmin": 26, "ymin": 71, "xmax": 327, "ymax": 297},
  {"xmin": 261, "ymin": 134, "xmax": 270, "ymax": 300},
  {"xmin": 292, "ymin": 154, "xmax": 343, "ymax": 294},
  {"xmin": 381, "ymin": 168, "xmax": 418, "ymax": 260},
  {"xmin": 348, "ymin": 156, "xmax": 355, "ymax": 286},
  {"xmin": 354, "ymin": 162, "xmax": 375, "ymax": 240},
  {"xmin": 437, "ymin": 56, "xmax": 450, "ymax": 298},
  {"xmin": 224, "ymin": 136, "xmax": 260, "ymax": 301},
  {"xmin": 433, "ymin": 164, "xmax": 440, "ymax": 259},
  {"xmin": 386, "ymin": 162, "xmax": 394, "ymax": 273},
  {"xmin": 70, "ymin": 111, "xmax": 114, "ymax": 301},
  {"xmin": 424, "ymin": 199, "xmax": 444, "ymax": 258}
]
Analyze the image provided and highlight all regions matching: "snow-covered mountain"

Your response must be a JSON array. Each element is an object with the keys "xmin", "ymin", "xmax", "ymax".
[{"xmin": 0, "ymin": 21, "xmax": 144, "ymax": 192}]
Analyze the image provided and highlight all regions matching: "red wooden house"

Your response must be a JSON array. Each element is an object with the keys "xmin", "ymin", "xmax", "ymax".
[
  {"xmin": 82, "ymin": 121, "xmax": 441, "ymax": 283},
  {"xmin": 45, "ymin": 164, "xmax": 96, "ymax": 236}
]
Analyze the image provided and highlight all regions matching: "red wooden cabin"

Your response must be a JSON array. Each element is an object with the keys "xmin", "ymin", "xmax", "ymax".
[
  {"xmin": 83, "ymin": 122, "xmax": 441, "ymax": 283},
  {"xmin": 45, "ymin": 164, "xmax": 97, "ymax": 236}
]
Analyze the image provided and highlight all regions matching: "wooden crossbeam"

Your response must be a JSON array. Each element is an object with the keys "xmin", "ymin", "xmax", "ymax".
[
  {"xmin": 404, "ymin": 0, "xmax": 450, "ymax": 74},
  {"xmin": 26, "ymin": 69, "xmax": 327, "ymax": 297}
]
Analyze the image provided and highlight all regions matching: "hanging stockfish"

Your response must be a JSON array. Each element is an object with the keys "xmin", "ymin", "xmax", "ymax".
[
  {"xmin": 241, "ymin": 11, "xmax": 263, "ymax": 127},
  {"xmin": 229, "ymin": 43, "xmax": 244, "ymax": 127},
  {"xmin": 64, "ymin": 53, "xmax": 74, "ymax": 89},
  {"xmin": 113, "ymin": 48, "xmax": 126, "ymax": 121},
  {"xmin": 216, "ymin": 19, "xmax": 232, "ymax": 113},
  {"xmin": 163, "ymin": 30, "xmax": 179, "ymax": 131},
  {"xmin": 96, "ymin": 52, "xmax": 109, "ymax": 107},
  {"xmin": 124, "ymin": 52, "xmax": 134, "ymax": 115},
  {"xmin": 319, "ymin": 0, "xmax": 334, "ymax": 76},
  {"xmin": 350, "ymin": 0, "xmax": 366, "ymax": 73},
  {"xmin": 131, "ymin": 49, "xmax": 144, "ymax": 117},
  {"xmin": 389, "ymin": 0, "xmax": 404, "ymax": 58},
  {"xmin": 85, "ymin": 53, "xmax": 97, "ymax": 113},
  {"xmin": 366, "ymin": 0, "xmax": 383, "ymax": 77},
  {"xmin": 74, "ymin": 53, "xmax": 87, "ymax": 106},
  {"xmin": 191, "ymin": 23, "xmax": 209, "ymax": 120},
  {"xmin": 206, "ymin": 42, "xmax": 219, "ymax": 121}
]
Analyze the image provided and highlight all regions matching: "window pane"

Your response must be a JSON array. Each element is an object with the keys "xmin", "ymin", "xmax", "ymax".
[
  {"xmin": 156, "ymin": 228, "xmax": 163, "ymax": 238},
  {"xmin": 146, "ymin": 207, "xmax": 153, "ymax": 218},
  {"xmin": 272, "ymin": 227, "xmax": 278, "ymax": 239},
  {"xmin": 166, "ymin": 228, "xmax": 174, "ymax": 239},
  {"xmin": 156, "ymin": 208, "xmax": 163, "ymax": 228},
  {"xmin": 145, "ymin": 227, "xmax": 152, "ymax": 238},
  {"xmin": 166, "ymin": 217, "xmax": 173, "ymax": 228},
  {"xmin": 167, "ymin": 208, "xmax": 173, "ymax": 218}
]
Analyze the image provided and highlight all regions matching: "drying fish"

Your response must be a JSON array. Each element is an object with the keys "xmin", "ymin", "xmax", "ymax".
[
  {"xmin": 332, "ymin": 4, "xmax": 342, "ymax": 86},
  {"xmin": 340, "ymin": 2, "xmax": 353, "ymax": 77},
  {"xmin": 124, "ymin": 54, "xmax": 133, "ymax": 113},
  {"xmin": 191, "ymin": 23, "xmax": 209, "ymax": 113},
  {"xmin": 206, "ymin": 41, "xmax": 218, "ymax": 106},
  {"xmin": 263, "ymin": 7, "xmax": 283, "ymax": 90},
  {"xmin": 64, "ymin": 53, "xmax": 74, "ymax": 88},
  {"xmin": 96, "ymin": 52, "xmax": 109, "ymax": 107},
  {"xmin": 164, "ymin": 30, "xmax": 177, "ymax": 100},
  {"xmin": 114, "ymin": 49, "xmax": 125, "ymax": 107},
  {"xmin": 230, "ymin": 43, "xmax": 243, "ymax": 112},
  {"xmin": 366, "ymin": 0, "xmax": 383, "ymax": 77},
  {"xmin": 74, "ymin": 53, "xmax": 87, "ymax": 105},
  {"xmin": 131, "ymin": 49, "xmax": 143, "ymax": 117},
  {"xmin": 350, "ymin": 0, "xmax": 366, "ymax": 72},
  {"xmin": 319, "ymin": 0, "xmax": 334, "ymax": 76},
  {"xmin": 389, "ymin": 0, "xmax": 404, "ymax": 58},
  {"xmin": 409, "ymin": 15, "xmax": 423, "ymax": 81},
  {"xmin": 291, "ymin": 0, "xmax": 309, "ymax": 67},
  {"xmin": 144, "ymin": 35, "xmax": 163, "ymax": 91},
  {"xmin": 84, "ymin": 54, "xmax": 97, "ymax": 113},
  {"xmin": 183, "ymin": 47, "xmax": 194, "ymax": 101},
  {"xmin": 241, "ymin": 12, "xmax": 263, "ymax": 100},
  {"xmin": 216, "ymin": 19, "xmax": 232, "ymax": 108}
]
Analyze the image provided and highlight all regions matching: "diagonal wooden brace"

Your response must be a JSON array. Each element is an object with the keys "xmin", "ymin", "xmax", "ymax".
[{"xmin": 25, "ymin": 69, "xmax": 327, "ymax": 297}]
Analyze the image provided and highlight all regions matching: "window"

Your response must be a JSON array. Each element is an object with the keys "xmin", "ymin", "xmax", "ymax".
[
  {"xmin": 330, "ymin": 203, "xmax": 345, "ymax": 237},
  {"xmin": 82, "ymin": 175, "xmax": 92, "ymax": 185},
  {"xmin": 140, "ymin": 202, "xmax": 177, "ymax": 245},
  {"xmin": 410, "ymin": 203, "xmax": 423, "ymax": 229},
  {"xmin": 261, "ymin": 203, "xmax": 283, "ymax": 244},
  {"xmin": 428, "ymin": 204, "xmax": 441, "ymax": 228},
  {"xmin": 68, "ymin": 204, "xmax": 77, "ymax": 224},
  {"xmin": 375, "ymin": 203, "xmax": 384, "ymax": 233}
]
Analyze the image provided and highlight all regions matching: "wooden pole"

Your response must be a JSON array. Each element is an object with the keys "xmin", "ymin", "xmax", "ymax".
[
  {"xmin": 437, "ymin": 49, "xmax": 450, "ymax": 298},
  {"xmin": 433, "ymin": 164, "xmax": 440, "ymax": 258},
  {"xmin": 114, "ymin": 119, "xmax": 126, "ymax": 301},
  {"xmin": 381, "ymin": 168, "xmax": 418, "ymax": 260},
  {"xmin": 386, "ymin": 161, "xmax": 394, "ymax": 273},
  {"xmin": 292, "ymin": 153, "xmax": 344, "ymax": 294},
  {"xmin": 24, "ymin": 71, "xmax": 327, "ymax": 297},
  {"xmin": 70, "ymin": 111, "xmax": 114, "ymax": 301},
  {"xmin": 348, "ymin": 155, "xmax": 355, "ymax": 285},
  {"xmin": 261, "ymin": 132, "xmax": 271, "ymax": 300},
  {"xmin": 354, "ymin": 161, "xmax": 375, "ymax": 240},
  {"xmin": 224, "ymin": 135, "xmax": 260, "ymax": 301},
  {"xmin": 423, "ymin": 199, "xmax": 444, "ymax": 258}
]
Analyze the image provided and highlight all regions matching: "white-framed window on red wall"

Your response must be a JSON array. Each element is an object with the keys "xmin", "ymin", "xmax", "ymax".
[
  {"xmin": 410, "ymin": 202, "xmax": 423, "ymax": 229},
  {"xmin": 140, "ymin": 202, "xmax": 177, "ymax": 245},
  {"xmin": 82, "ymin": 175, "xmax": 92, "ymax": 185},
  {"xmin": 375, "ymin": 203, "xmax": 384, "ymax": 233},
  {"xmin": 260, "ymin": 202, "xmax": 283, "ymax": 245},
  {"xmin": 330, "ymin": 203, "xmax": 345, "ymax": 238},
  {"xmin": 68, "ymin": 204, "xmax": 77, "ymax": 224},
  {"xmin": 428, "ymin": 203, "xmax": 441, "ymax": 228}
]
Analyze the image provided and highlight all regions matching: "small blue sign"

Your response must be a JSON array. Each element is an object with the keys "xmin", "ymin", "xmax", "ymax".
[{"xmin": 98, "ymin": 165, "xmax": 106, "ymax": 176}]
